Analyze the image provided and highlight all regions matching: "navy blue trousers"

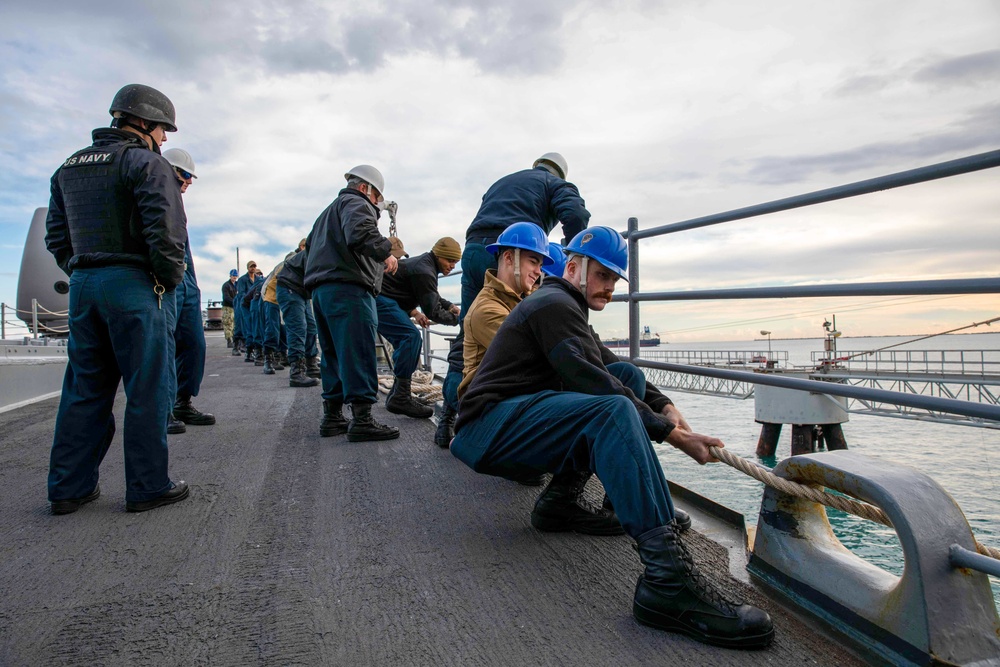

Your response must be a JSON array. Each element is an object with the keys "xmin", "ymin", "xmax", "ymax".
[
  {"xmin": 233, "ymin": 295, "xmax": 244, "ymax": 342},
  {"xmin": 263, "ymin": 300, "xmax": 283, "ymax": 352},
  {"xmin": 312, "ymin": 283, "xmax": 379, "ymax": 404},
  {"xmin": 173, "ymin": 273, "xmax": 205, "ymax": 400},
  {"xmin": 252, "ymin": 297, "xmax": 265, "ymax": 348},
  {"xmin": 277, "ymin": 285, "xmax": 317, "ymax": 363},
  {"xmin": 375, "ymin": 295, "xmax": 422, "ymax": 379},
  {"xmin": 239, "ymin": 303, "xmax": 252, "ymax": 345},
  {"xmin": 48, "ymin": 266, "xmax": 178, "ymax": 503},
  {"xmin": 450, "ymin": 388, "xmax": 674, "ymax": 538}
]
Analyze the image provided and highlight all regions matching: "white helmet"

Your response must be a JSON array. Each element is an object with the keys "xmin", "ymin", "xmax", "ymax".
[
  {"xmin": 344, "ymin": 164, "xmax": 385, "ymax": 196},
  {"xmin": 162, "ymin": 148, "xmax": 197, "ymax": 178},
  {"xmin": 533, "ymin": 152, "xmax": 568, "ymax": 179}
]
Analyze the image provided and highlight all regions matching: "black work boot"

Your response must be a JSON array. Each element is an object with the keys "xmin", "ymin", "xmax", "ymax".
[
  {"xmin": 320, "ymin": 398, "xmax": 349, "ymax": 436},
  {"xmin": 433, "ymin": 404, "xmax": 456, "ymax": 448},
  {"xmin": 278, "ymin": 351, "xmax": 288, "ymax": 369},
  {"xmin": 604, "ymin": 496, "xmax": 692, "ymax": 532},
  {"xmin": 633, "ymin": 525, "xmax": 774, "ymax": 648},
  {"xmin": 254, "ymin": 346, "xmax": 265, "ymax": 367},
  {"xmin": 232, "ymin": 340, "xmax": 243, "ymax": 356},
  {"xmin": 385, "ymin": 376, "xmax": 434, "ymax": 419},
  {"xmin": 244, "ymin": 344, "xmax": 255, "ymax": 362},
  {"xmin": 305, "ymin": 356, "xmax": 321, "ymax": 379},
  {"xmin": 347, "ymin": 403, "xmax": 399, "ymax": 442},
  {"xmin": 290, "ymin": 358, "xmax": 319, "ymax": 387},
  {"xmin": 174, "ymin": 397, "xmax": 216, "ymax": 425},
  {"xmin": 262, "ymin": 350, "xmax": 276, "ymax": 375},
  {"xmin": 530, "ymin": 471, "xmax": 625, "ymax": 536},
  {"xmin": 167, "ymin": 413, "xmax": 186, "ymax": 434}
]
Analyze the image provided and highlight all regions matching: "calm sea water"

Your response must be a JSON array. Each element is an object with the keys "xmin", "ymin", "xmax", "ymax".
[{"xmin": 644, "ymin": 332, "xmax": 1000, "ymax": 607}]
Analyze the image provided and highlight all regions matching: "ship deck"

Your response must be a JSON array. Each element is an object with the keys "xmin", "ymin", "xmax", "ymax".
[{"xmin": 0, "ymin": 334, "xmax": 863, "ymax": 666}]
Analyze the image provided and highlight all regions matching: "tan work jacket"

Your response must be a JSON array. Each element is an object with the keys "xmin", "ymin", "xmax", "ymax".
[{"xmin": 458, "ymin": 269, "xmax": 524, "ymax": 400}]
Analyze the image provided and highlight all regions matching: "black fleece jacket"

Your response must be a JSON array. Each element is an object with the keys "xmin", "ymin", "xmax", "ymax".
[
  {"xmin": 304, "ymin": 188, "xmax": 392, "ymax": 295},
  {"xmin": 379, "ymin": 251, "xmax": 457, "ymax": 325},
  {"xmin": 455, "ymin": 276, "xmax": 674, "ymax": 442}
]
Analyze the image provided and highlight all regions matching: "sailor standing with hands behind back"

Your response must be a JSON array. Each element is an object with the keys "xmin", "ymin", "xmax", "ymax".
[
  {"xmin": 44, "ymin": 84, "xmax": 190, "ymax": 514},
  {"xmin": 162, "ymin": 147, "xmax": 215, "ymax": 434}
]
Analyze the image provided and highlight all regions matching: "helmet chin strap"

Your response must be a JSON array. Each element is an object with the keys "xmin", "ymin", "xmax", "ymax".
[
  {"xmin": 578, "ymin": 256, "xmax": 589, "ymax": 291},
  {"xmin": 113, "ymin": 116, "xmax": 161, "ymax": 154},
  {"xmin": 513, "ymin": 248, "xmax": 522, "ymax": 294}
]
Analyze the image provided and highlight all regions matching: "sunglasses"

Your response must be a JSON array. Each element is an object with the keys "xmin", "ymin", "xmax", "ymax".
[{"xmin": 175, "ymin": 168, "xmax": 194, "ymax": 180}]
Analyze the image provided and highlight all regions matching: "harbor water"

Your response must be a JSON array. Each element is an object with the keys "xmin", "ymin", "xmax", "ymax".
[{"xmin": 645, "ymin": 332, "xmax": 1000, "ymax": 608}]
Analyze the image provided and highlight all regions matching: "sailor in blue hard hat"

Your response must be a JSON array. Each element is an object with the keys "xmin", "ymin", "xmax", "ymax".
[
  {"xmin": 439, "ymin": 153, "xmax": 592, "ymax": 449},
  {"xmin": 541, "ymin": 241, "xmax": 567, "ymax": 280},
  {"xmin": 435, "ymin": 223, "xmax": 553, "ymax": 450},
  {"xmin": 450, "ymin": 225, "xmax": 774, "ymax": 648},
  {"xmin": 222, "ymin": 269, "xmax": 239, "ymax": 348}
]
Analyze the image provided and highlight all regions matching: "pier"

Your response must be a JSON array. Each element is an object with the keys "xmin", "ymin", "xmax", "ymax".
[{"xmin": 0, "ymin": 335, "xmax": 863, "ymax": 665}]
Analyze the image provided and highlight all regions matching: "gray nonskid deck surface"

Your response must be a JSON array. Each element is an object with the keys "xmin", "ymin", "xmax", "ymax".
[{"xmin": 0, "ymin": 334, "xmax": 863, "ymax": 666}]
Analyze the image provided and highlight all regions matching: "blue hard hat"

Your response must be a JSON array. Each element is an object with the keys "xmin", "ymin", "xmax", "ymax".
[
  {"xmin": 230, "ymin": 269, "xmax": 238, "ymax": 277},
  {"xmin": 565, "ymin": 226, "xmax": 628, "ymax": 281},
  {"xmin": 486, "ymin": 222, "xmax": 554, "ymax": 266},
  {"xmin": 542, "ymin": 242, "xmax": 567, "ymax": 278}
]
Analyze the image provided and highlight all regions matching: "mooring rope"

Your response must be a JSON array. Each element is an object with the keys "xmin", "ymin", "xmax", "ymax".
[
  {"xmin": 377, "ymin": 370, "xmax": 442, "ymax": 403},
  {"xmin": 708, "ymin": 445, "xmax": 1000, "ymax": 561}
]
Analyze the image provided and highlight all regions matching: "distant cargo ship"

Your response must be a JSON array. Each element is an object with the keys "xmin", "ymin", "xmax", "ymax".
[{"xmin": 602, "ymin": 326, "xmax": 661, "ymax": 347}]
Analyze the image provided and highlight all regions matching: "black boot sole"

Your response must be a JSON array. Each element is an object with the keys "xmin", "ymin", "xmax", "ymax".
[
  {"xmin": 632, "ymin": 576, "xmax": 774, "ymax": 649},
  {"xmin": 167, "ymin": 421, "xmax": 187, "ymax": 434},
  {"xmin": 175, "ymin": 414, "xmax": 216, "ymax": 426},
  {"xmin": 125, "ymin": 483, "xmax": 191, "ymax": 513},
  {"xmin": 320, "ymin": 423, "xmax": 349, "ymax": 437},
  {"xmin": 385, "ymin": 404, "xmax": 433, "ymax": 419},
  {"xmin": 530, "ymin": 511, "xmax": 626, "ymax": 536},
  {"xmin": 51, "ymin": 485, "xmax": 101, "ymax": 515},
  {"xmin": 347, "ymin": 429, "xmax": 400, "ymax": 442},
  {"xmin": 290, "ymin": 379, "xmax": 319, "ymax": 387},
  {"xmin": 633, "ymin": 597, "xmax": 774, "ymax": 649}
]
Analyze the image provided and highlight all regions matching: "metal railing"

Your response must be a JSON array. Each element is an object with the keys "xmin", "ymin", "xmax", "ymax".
[
  {"xmin": 642, "ymin": 349, "xmax": 789, "ymax": 367},
  {"xmin": 616, "ymin": 148, "xmax": 1000, "ymax": 425},
  {"xmin": 2, "ymin": 300, "xmax": 69, "ymax": 339},
  {"xmin": 420, "ymin": 269, "xmax": 462, "ymax": 375},
  {"xmin": 810, "ymin": 348, "xmax": 1000, "ymax": 378}
]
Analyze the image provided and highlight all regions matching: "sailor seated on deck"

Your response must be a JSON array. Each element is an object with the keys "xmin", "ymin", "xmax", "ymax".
[
  {"xmin": 450, "ymin": 227, "xmax": 774, "ymax": 649},
  {"xmin": 457, "ymin": 228, "xmax": 695, "ymax": 533}
]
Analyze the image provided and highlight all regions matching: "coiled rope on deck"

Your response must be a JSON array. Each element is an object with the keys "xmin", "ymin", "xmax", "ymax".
[
  {"xmin": 377, "ymin": 370, "xmax": 442, "ymax": 403},
  {"xmin": 707, "ymin": 445, "xmax": 1000, "ymax": 561}
]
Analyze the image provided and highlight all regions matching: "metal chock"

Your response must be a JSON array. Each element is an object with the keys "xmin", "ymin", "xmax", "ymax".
[{"xmin": 747, "ymin": 450, "xmax": 1000, "ymax": 666}]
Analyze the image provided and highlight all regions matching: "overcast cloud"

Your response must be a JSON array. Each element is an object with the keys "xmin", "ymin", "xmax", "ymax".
[{"xmin": 1, "ymin": 0, "xmax": 997, "ymax": 342}]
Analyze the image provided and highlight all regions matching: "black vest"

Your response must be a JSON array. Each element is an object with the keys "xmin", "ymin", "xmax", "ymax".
[{"xmin": 57, "ymin": 140, "xmax": 147, "ymax": 262}]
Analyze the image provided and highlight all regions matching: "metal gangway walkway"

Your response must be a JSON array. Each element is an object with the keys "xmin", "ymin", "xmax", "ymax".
[{"xmin": 640, "ymin": 346, "xmax": 1000, "ymax": 428}]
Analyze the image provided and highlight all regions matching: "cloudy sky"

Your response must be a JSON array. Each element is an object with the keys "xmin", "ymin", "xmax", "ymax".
[{"xmin": 1, "ymin": 0, "xmax": 997, "ymax": 343}]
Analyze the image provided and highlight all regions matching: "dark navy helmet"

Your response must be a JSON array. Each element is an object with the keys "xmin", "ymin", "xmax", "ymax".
[
  {"xmin": 109, "ymin": 84, "xmax": 177, "ymax": 132},
  {"xmin": 486, "ymin": 222, "xmax": 554, "ymax": 265}
]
